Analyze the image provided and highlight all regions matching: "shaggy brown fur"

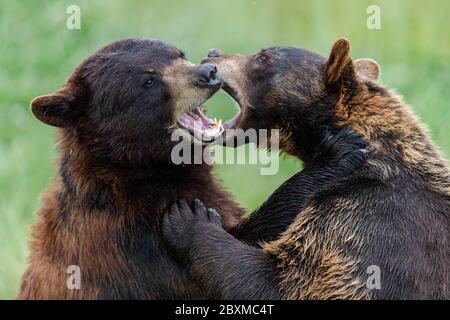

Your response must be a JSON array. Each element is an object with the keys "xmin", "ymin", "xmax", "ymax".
[
  {"xmin": 162, "ymin": 39, "xmax": 450, "ymax": 299},
  {"xmin": 19, "ymin": 38, "xmax": 244, "ymax": 299}
]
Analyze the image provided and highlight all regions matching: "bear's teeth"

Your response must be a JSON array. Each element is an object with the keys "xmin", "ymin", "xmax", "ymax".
[{"xmin": 210, "ymin": 118, "xmax": 222, "ymax": 128}]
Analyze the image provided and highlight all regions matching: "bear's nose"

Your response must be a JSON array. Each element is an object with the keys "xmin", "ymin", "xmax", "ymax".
[
  {"xmin": 197, "ymin": 63, "xmax": 221, "ymax": 88},
  {"xmin": 207, "ymin": 48, "xmax": 223, "ymax": 58}
]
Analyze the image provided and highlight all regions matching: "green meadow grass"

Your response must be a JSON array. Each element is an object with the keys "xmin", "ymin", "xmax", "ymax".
[{"xmin": 0, "ymin": 0, "xmax": 449, "ymax": 299}]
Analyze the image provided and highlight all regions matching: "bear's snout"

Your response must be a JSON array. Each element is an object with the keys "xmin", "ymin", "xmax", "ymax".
[
  {"xmin": 196, "ymin": 63, "xmax": 221, "ymax": 88},
  {"xmin": 207, "ymin": 48, "xmax": 223, "ymax": 58}
]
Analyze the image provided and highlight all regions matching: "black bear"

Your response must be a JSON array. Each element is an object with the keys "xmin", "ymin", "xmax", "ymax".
[
  {"xmin": 19, "ymin": 38, "xmax": 246, "ymax": 299},
  {"xmin": 162, "ymin": 39, "xmax": 450, "ymax": 299}
]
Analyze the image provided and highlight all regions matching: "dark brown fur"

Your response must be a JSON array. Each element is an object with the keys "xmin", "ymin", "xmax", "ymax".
[
  {"xmin": 163, "ymin": 39, "xmax": 450, "ymax": 299},
  {"xmin": 19, "ymin": 38, "xmax": 244, "ymax": 299}
]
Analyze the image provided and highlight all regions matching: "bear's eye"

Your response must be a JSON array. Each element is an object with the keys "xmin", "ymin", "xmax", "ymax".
[{"xmin": 144, "ymin": 77, "xmax": 155, "ymax": 88}]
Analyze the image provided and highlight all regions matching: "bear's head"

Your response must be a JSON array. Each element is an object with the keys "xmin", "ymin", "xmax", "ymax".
[
  {"xmin": 204, "ymin": 39, "xmax": 380, "ymax": 162},
  {"xmin": 31, "ymin": 38, "xmax": 224, "ymax": 166}
]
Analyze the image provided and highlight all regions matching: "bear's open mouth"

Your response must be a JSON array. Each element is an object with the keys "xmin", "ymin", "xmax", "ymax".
[
  {"xmin": 176, "ymin": 80, "xmax": 243, "ymax": 143},
  {"xmin": 177, "ymin": 105, "xmax": 224, "ymax": 141}
]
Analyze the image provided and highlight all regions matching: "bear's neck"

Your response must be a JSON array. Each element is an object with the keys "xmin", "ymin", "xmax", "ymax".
[
  {"xmin": 290, "ymin": 84, "xmax": 448, "ymax": 191},
  {"xmin": 54, "ymin": 132, "xmax": 215, "ymax": 218},
  {"xmin": 337, "ymin": 84, "xmax": 449, "ymax": 188},
  {"xmin": 289, "ymin": 94, "xmax": 341, "ymax": 164}
]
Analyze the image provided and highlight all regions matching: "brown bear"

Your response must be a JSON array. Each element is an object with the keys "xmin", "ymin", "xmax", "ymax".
[
  {"xmin": 162, "ymin": 39, "xmax": 450, "ymax": 299},
  {"xmin": 20, "ymin": 38, "xmax": 366, "ymax": 299}
]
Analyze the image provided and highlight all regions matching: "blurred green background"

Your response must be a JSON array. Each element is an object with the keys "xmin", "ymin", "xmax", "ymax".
[{"xmin": 0, "ymin": 0, "xmax": 449, "ymax": 299}]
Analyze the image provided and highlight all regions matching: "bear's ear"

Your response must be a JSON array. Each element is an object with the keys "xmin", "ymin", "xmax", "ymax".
[
  {"xmin": 323, "ymin": 38, "xmax": 355, "ymax": 88},
  {"xmin": 354, "ymin": 58, "xmax": 380, "ymax": 81},
  {"xmin": 30, "ymin": 85, "xmax": 79, "ymax": 128}
]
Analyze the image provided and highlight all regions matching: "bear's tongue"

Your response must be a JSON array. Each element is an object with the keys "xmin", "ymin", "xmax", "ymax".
[{"xmin": 177, "ymin": 106, "xmax": 224, "ymax": 140}]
